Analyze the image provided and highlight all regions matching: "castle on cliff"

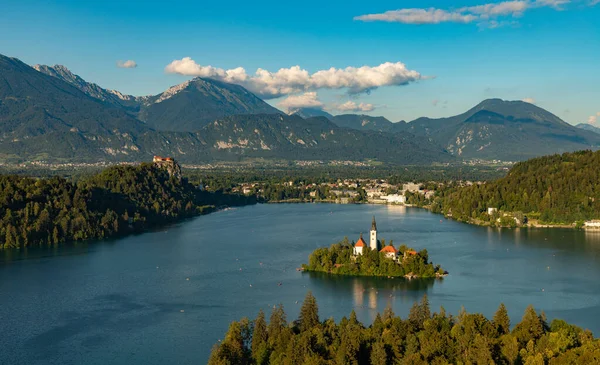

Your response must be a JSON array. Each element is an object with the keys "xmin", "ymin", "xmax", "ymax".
[{"xmin": 153, "ymin": 156, "xmax": 182, "ymax": 179}]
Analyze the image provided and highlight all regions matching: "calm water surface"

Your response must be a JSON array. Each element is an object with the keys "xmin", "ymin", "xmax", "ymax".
[{"xmin": 3, "ymin": 204, "xmax": 600, "ymax": 364}]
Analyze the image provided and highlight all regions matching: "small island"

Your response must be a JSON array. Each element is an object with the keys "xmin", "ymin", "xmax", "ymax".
[{"xmin": 302, "ymin": 217, "xmax": 447, "ymax": 279}]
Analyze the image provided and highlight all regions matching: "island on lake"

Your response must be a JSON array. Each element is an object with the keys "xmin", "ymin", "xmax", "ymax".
[{"xmin": 302, "ymin": 217, "xmax": 446, "ymax": 279}]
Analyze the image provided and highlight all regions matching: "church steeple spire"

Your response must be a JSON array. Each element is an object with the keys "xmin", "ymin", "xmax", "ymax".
[{"xmin": 370, "ymin": 216, "xmax": 378, "ymax": 251}]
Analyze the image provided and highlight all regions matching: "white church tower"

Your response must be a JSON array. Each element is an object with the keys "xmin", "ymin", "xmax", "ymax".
[{"xmin": 370, "ymin": 216, "xmax": 378, "ymax": 251}]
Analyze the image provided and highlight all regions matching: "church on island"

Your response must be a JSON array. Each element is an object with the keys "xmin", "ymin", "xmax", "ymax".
[{"xmin": 352, "ymin": 217, "xmax": 417, "ymax": 262}]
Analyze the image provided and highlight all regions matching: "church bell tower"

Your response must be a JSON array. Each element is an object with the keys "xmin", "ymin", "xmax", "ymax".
[{"xmin": 370, "ymin": 216, "xmax": 378, "ymax": 251}]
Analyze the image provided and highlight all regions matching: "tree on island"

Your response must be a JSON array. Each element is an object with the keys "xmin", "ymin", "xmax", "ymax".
[{"xmin": 303, "ymin": 239, "xmax": 445, "ymax": 278}]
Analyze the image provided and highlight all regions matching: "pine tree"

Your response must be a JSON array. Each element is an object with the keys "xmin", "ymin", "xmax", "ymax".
[
  {"xmin": 370, "ymin": 340, "xmax": 387, "ymax": 365},
  {"xmin": 493, "ymin": 303, "xmax": 511, "ymax": 335},
  {"xmin": 268, "ymin": 304, "xmax": 287, "ymax": 342},
  {"xmin": 372, "ymin": 313, "xmax": 384, "ymax": 336},
  {"xmin": 408, "ymin": 301, "xmax": 422, "ymax": 332},
  {"xmin": 419, "ymin": 294, "xmax": 431, "ymax": 323},
  {"xmin": 382, "ymin": 303, "xmax": 395, "ymax": 322},
  {"xmin": 299, "ymin": 291, "xmax": 320, "ymax": 332},
  {"xmin": 251, "ymin": 309, "xmax": 268, "ymax": 360},
  {"xmin": 513, "ymin": 305, "xmax": 544, "ymax": 344}
]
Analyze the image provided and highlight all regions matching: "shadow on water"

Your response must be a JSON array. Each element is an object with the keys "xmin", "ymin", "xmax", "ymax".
[{"xmin": 0, "ymin": 244, "xmax": 92, "ymax": 264}]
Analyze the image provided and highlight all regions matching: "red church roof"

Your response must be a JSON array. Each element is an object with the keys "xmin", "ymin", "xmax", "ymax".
[
  {"xmin": 380, "ymin": 246, "xmax": 397, "ymax": 253},
  {"xmin": 404, "ymin": 250, "xmax": 417, "ymax": 256},
  {"xmin": 355, "ymin": 236, "xmax": 367, "ymax": 247}
]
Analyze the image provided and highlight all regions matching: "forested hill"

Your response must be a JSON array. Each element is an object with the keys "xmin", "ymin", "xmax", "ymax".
[
  {"xmin": 208, "ymin": 292, "xmax": 599, "ymax": 365},
  {"xmin": 0, "ymin": 163, "xmax": 255, "ymax": 249},
  {"xmin": 438, "ymin": 150, "xmax": 600, "ymax": 224}
]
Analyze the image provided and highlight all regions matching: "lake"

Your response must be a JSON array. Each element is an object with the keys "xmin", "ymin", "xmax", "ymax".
[{"xmin": 3, "ymin": 203, "xmax": 600, "ymax": 364}]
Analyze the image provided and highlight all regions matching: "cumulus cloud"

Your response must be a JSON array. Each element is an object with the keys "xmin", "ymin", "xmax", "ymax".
[
  {"xmin": 588, "ymin": 112, "xmax": 600, "ymax": 124},
  {"xmin": 277, "ymin": 92, "xmax": 324, "ymax": 112},
  {"xmin": 333, "ymin": 101, "xmax": 375, "ymax": 112},
  {"xmin": 116, "ymin": 60, "xmax": 137, "ymax": 68},
  {"xmin": 354, "ymin": 0, "xmax": 574, "ymax": 27},
  {"xmin": 164, "ymin": 57, "xmax": 422, "ymax": 99},
  {"xmin": 522, "ymin": 97, "xmax": 536, "ymax": 104}
]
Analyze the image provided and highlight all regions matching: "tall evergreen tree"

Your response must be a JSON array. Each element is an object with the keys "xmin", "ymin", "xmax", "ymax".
[
  {"xmin": 493, "ymin": 303, "xmax": 511, "ymax": 335},
  {"xmin": 370, "ymin": 340, "xmax": 387, "ymax": 365},
  {"xmin": 382, "ymin": 303, "xmax": 395, "ymax": 322},
  {"xmin": 419, "ymin": 294, "xmax": 431, "ymax": 323},
  {"xmin": 513, "ymin": 305, "xmax": 545, "ymax": 345},
  {"xmin": 268, "ymin": 304, "xmax": 287, "ymax": 342},
  {"xmin": 299, "ymin": 291, "xmax": 320, "ymax": 332},
  {"xmin": 252, "ymin": 309, "xmax": 268, "ymax": 358}
]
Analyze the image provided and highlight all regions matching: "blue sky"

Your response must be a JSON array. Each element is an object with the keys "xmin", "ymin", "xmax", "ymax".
[{"xmin": 1, "ymin": 0, "xmax": 598, "ymax": 124}]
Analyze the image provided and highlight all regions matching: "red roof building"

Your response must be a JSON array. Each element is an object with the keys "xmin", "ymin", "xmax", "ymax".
[
  {"xmin": 153, "ymin": 156, "xmax": 174, "ymax": 162},
  {"xmin": 355, "ymin": 236, "xmax": 367, "ymax": 247},
  {"xmin": 380, "ymin": 246, "xmax": 398, "ymax": 253},
  {"xmin": 380, "ymin": 245, "xmax": 398, "ymax": 260},
  {"xmin": 353, "ymin": 234, "xmax": 367, "ymax": 255}
]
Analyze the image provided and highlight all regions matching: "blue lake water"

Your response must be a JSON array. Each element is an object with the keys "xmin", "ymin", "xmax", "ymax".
[{"xmin": 2, "ymin": 203, "xmax": 600, "ymax": 364}]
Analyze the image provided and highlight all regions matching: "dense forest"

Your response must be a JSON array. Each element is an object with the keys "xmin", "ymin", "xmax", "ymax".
[
  {"xmin": 302, "ymin": 238, "xmax": 445, "ymax": 278},
  {"xmin": 435, "ymin": 150, "xmax": 600, "ymax": 225},
  {"xmin": 208, "ymin": 292, "xmax": 600, "ymax": 365},
  {"xmin": 0, "ymin": 163, "xmax": 256, "ymax": 249}
]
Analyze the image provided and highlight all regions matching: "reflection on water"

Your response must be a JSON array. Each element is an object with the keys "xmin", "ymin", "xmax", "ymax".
[
  {"xmin": 385, "ymin": 205, "xmax": 407, "ymax": 214},
  {"xmin": 307, "ymin": 271, "xmax": 435, "ymax": 320}
]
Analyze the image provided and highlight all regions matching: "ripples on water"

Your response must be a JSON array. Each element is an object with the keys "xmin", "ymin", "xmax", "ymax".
[{"xmin": 2, "ymin": 203, "xmax": 600, "ymax": 364}]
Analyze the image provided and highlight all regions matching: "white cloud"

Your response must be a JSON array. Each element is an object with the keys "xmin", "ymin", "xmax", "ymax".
[
  {"xmin": 277, "ymin": 92, "xmax": 324, "ymax": 112},
  {"xmin": 116, "ymin": 60, "xmax": 137, "ymax": 68},
  {"xmin": 354, "ymin": 0, "xmax": 574, "ymax": 27},
  {"xmin": 588, "ymin": 112, "xmax": 600, "ymax": 124},
  {"xmin": 333, "ymin": 101, "xmax": 375, "ymax": 112},
  {"xmin": 522, "ymin": 97, "xmax": 536, "ymax": 104},
  {"xmin": 591, "ymin": 0, "xmax": 600, "ymax": 5},
  {"xmin": 164, "ymin": 57, "xmax": 422, "ymax": 99}
]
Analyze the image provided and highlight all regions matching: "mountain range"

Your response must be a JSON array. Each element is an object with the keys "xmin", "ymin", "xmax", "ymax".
[
  {"xmin": 402, "ymin": 99, "xmax": 600, "ymax": 161},
  {"xmin": 575, "ymin": 123, "xmax": 600, "ymax": 135},
  {"xmin": 1, "ymin": 53, "xmax": 598, "ymax": 164},
  {"xmin": 34, "ymin": 64, "xmax": 280, "ymax": 132}
]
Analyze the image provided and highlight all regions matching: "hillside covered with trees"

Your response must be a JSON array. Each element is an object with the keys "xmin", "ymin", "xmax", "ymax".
[
  {"xmin": 436, "ymin": 150, "xmax": 600, "ymax": 225},
  {"xmin": 0, "ymin": 163, "xmax": 256, "ymax": 249},
  {"xmin": 208, "ymin": 292, "xmax": 600, "ymax": 365}
]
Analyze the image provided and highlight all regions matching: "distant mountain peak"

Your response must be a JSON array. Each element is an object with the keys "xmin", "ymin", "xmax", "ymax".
[
  {"xmin": 34, "ymin": 63, "xmax": 138, "ymax": 103},
  {"xmin": 290, "ymin": 108, "xmax": 333, "ymax": 119},
  {"xmin": 153, "ymin": 80, "xmax": 193, "ymax": 104}
]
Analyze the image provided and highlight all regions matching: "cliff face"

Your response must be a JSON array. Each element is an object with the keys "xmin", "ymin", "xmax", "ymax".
[{"xmin": 153, "ymin": 159, "xmax": 182, "ymax": 180}]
